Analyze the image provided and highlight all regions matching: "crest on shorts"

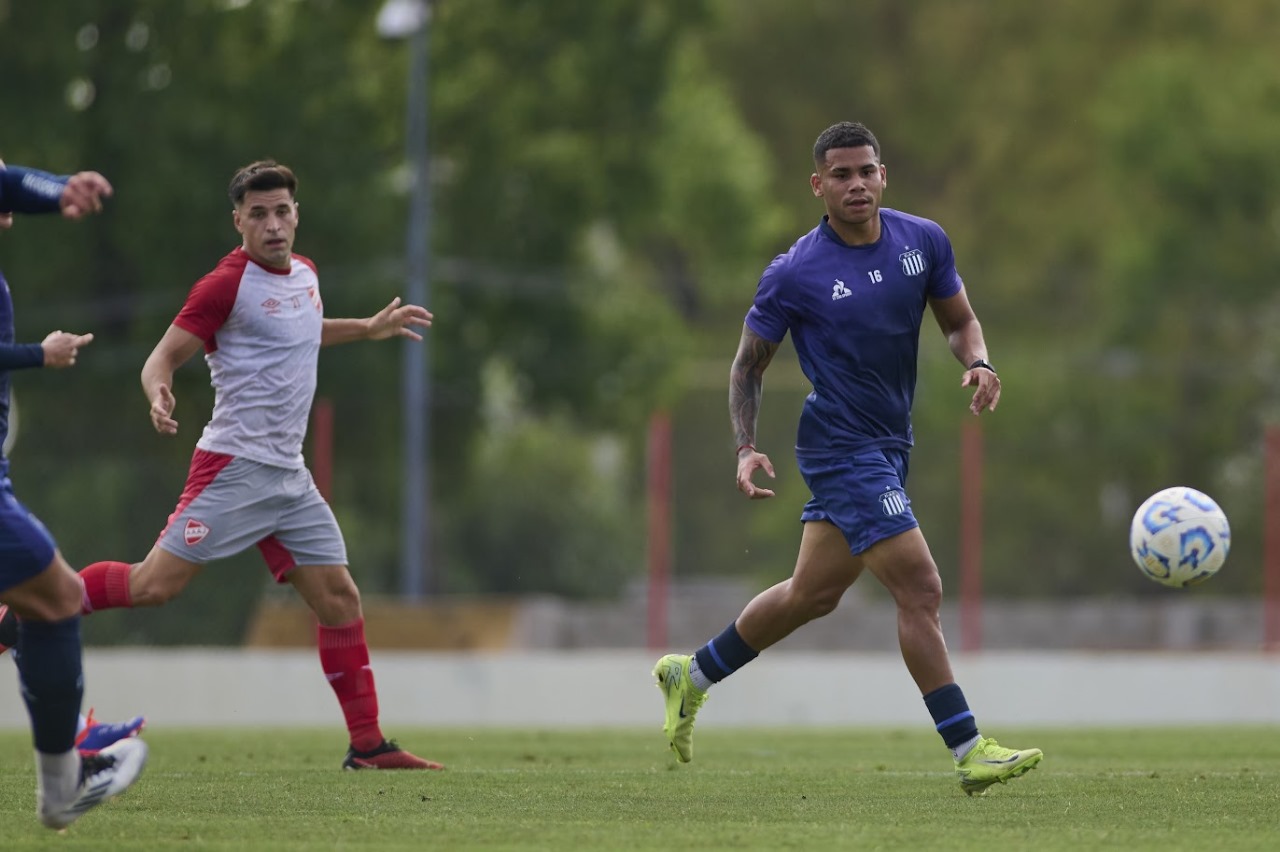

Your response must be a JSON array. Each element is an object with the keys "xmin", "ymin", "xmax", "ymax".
[
  {"xmin": 184, "ymin": 518, "xmax": 210, "ymax": 546},
  {"xmin": 899, "ymin": 248, "xmax": 926, "ymax": 277},
  {"xmin": 879, "ymin": 489, "xmax": 908, "ymax": 517}
]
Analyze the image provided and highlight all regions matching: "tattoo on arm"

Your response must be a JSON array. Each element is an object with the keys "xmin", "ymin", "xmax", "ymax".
[{"xmin": 729, "ymin": 326, "xmax": 779, "ymax": 449}]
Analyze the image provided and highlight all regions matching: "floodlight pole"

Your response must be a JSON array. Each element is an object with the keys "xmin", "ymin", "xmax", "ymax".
[{"xmin": 381, "ymin": 0, "xmax": 433, "ymax": 600}]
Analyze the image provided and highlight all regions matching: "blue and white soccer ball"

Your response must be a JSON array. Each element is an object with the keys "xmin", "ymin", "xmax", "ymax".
[{"xmin": 1129, "ymin": 486, "xmax": 1231, "ymax": 588}]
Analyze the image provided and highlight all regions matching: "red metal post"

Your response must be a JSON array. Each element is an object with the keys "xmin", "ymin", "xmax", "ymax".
[
  {"xmin": 646, "ymin": 411, "xmax": 673, "ymax": 651},
  {"xmin": 959, "ymin": 418, "xmax": 984, "ymax": 652},
  {"xmin": 312, "ymin": 397, "xmax": 334, "ymax": 502}
]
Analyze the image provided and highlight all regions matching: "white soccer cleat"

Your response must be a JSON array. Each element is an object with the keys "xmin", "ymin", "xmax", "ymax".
[{"xmin": 39, "ymin": 737, "xmax": 148, "ymax": 830}]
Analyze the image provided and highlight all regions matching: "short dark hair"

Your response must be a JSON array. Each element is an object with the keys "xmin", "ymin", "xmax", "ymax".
[
  {"xmin": 813, "ymin": 122, "xmax": 881, "ymax": 165},
  {"xmin": 228, "ymin": 159, "xmax": 297, "ymax": 206}
]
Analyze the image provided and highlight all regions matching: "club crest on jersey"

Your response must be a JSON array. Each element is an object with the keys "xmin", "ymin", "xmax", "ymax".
[
  {"xmin": 831, "ymin": 279, "xmax": 852, "ymax": 300},
  {"xmin": 879, "ymin": 489, "xmax": 908, "ymax": 517},
  {"xmin": 184, "ymin": 518, "xmax": 210, "ymax": 546},
  {"xmin": 899, "ymin": 248, "xmax": 926, "ymax": 277}
]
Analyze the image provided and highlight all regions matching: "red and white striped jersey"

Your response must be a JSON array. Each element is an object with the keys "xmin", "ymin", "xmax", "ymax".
[{"xmin": 173, "ymin": 246, "xmax": 323, "ymax": 469}]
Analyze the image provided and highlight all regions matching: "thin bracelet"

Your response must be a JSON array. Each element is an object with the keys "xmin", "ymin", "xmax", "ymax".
[{"xmin": 736, "ymin": 443, "xmax": 756, "ymax": 456}]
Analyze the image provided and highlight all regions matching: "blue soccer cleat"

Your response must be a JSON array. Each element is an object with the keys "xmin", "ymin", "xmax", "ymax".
[{"xmin": 75, "ymin": 708, "xmax": 146, "ymax": 756}]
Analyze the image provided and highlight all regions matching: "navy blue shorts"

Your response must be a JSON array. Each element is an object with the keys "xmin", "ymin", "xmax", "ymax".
[
  {"xmin": 798, "ymin": 448, "xmax": 919, "ymax": 556},
  {"xmin": 0, "ymin": 477, "xmax": 57, "ymax": 593}
]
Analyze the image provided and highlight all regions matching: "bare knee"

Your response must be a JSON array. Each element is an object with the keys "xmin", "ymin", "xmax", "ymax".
[
  {"xmin": 289, "ymin": 566, "xmax": 362, "ymax": 626},
  {"xmin": 897, "ymin": 574, "xmax": 944, "ymax": 621},
  {"xmin": 320, "ymin": 580, "xmax": 362, "ymax": 624},
  {"xmin": 787, "ymin": 581, "xmax": 845, "ymax": 621},
  {"xmin": 1, "ymin": 561, "xmax": 82, "ymax": 621},
  {"xmin": 315, "ymin": 595, "xmax": 362, "ymax": 627}
]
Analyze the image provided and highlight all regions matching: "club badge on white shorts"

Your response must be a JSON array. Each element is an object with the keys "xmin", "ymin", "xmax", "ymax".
[{"xmin": 184, "ymin": 519, "xmax": 210, "ymax": 546}]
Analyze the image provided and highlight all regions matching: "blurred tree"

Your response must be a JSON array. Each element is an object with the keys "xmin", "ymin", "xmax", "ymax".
[
  {"xmin": 424, "ymin": 0, "xmax": 789, "ymax": 594},
  {"xmin": 1, "ymin": 0, "xmax": 411, "ymax": 643},
  {"xmin": 698, "ymin": 0, "xmax": 1280, "ymax": 598},
  {"xmin": 6, "ymin": 0, "xmax": 1280, "ymax": 648},
  {"xmin": 0, "ymin": 0, "xmax": 790, "ymax": 642}
]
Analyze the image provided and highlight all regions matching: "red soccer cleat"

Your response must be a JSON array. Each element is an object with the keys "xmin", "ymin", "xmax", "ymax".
[{"xmin": 342, "ymin": 739, "xmax": 444, "ymax": 771}]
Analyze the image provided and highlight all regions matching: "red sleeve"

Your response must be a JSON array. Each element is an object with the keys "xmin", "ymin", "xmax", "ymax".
[
  {"xmin": 293, "ymin": 252, "xmax": 318, "ymax": 276},
  {"xmin": 173, "ymin": 249, "xmax": 248, "ymax": 353}
]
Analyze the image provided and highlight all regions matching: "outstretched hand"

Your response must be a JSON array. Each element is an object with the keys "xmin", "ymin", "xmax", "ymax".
[
  {"xmin": 60, "ymin": 171, "xmax": 113, "ymax": 219},
  {"xmin": 736, "ymin": 448, "xmax": 777, "ymax": 500},
  {"xmin": 961, "ymin": 366, "xmax": 1001, "ymax": 415},
  {"xmin": 41, "ymin": 330, "xmax": 94, "ymax": 368},
  {"xmin": 368, "ymin": 297, "xmax": 433, "ymax": 342},
  {"xmin": 150, "ymin": 384, "xmax": 179, "ymax": 435}
]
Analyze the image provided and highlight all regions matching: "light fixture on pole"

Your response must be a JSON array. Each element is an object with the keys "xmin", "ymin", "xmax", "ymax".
[{"xmin": 378, "ymin": 0, "xmax": 432, "ymax": 600}]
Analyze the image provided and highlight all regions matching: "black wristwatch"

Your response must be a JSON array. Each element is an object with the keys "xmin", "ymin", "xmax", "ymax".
[{"xmin": 969, "ymin": 358, "xmax": 997, "ymax": 374}]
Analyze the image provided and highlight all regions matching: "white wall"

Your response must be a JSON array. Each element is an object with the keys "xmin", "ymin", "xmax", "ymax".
[{"xmin": 3, "ymin": 650, "xmax": 1278, "ymax": 729}]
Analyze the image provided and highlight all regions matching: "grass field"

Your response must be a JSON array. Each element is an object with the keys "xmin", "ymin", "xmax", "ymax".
[{"xmin": 2, "ymin": 726, "xmax": 1279, "ymax": 850}]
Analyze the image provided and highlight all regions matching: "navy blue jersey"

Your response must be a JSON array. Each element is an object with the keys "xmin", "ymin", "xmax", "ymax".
[
  {"xmin": 746, "ymin": 208, "xmax": 963, "ymax": 459},
  {"xmin": 0, "ymin": 272, "xmax": 46, "ymax": 471},
  {"xmin": 0, "ymin": 164, "xmax": 68, "ymax": 472}
]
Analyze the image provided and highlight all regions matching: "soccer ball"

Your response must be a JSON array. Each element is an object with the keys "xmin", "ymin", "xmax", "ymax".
[{"xmin": 1129, "ymin": 486, "xmax": 1231, "ymax": 588}]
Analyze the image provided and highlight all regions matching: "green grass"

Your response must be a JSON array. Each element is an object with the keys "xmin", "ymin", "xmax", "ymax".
[{"xmin": 3, "ymin": 726, "xmax": 1279, "ymax": 850}]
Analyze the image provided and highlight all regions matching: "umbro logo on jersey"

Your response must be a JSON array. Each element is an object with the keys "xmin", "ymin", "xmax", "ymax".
[
  {"xmin": 261, "ymin": 298, "xmax": 282, "ymax": 316},
  {"xmin": 831, "ymin": 279, "xmax": 852, "ymax": 300},
  {"xmin": 184, "ymin": 518, "xmax": 210, "ymax": 546},
  {"xmin": 899, "ymin": 248, "xmax": 926, "ymax": 277}
]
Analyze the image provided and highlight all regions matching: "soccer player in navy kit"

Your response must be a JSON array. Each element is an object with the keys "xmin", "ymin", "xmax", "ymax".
[
  {"xmin": 654, "ymin": 122, "xmax": 1042, "ymax": 794},
  {"xmin": 0, "ymin": 158, "xmax": 148, "ymax": 828}
]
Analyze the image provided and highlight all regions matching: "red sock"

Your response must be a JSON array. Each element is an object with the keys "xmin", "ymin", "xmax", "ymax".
[
  {"xmin": 79, "ymin": 561, "xmax": 134, "ymax": 614},
  {"xmin": 318, "ymin": 618, "xmax": 383, "ymax": 751}
]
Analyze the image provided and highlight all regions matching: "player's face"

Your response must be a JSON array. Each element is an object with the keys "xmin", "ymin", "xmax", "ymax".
[
  {"xmin": 811, "ymin": 146, "xmax": 887, "ymax": 229},
  {"xmin": 234, "ymin": 188, "xmax": 298, "ymax": 269}
]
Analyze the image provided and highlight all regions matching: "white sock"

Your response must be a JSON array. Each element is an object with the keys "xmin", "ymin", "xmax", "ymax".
[
  {"xmin": 951, "ymin": 733, "xmax": 982, "ymax": 762},
  {"xmin": 36, "ymin": 749, "xmax": 81, "ymax": 807},
  {"xmin": 687, "ymin": 656, "xmax": 713, "ymax": 691}
]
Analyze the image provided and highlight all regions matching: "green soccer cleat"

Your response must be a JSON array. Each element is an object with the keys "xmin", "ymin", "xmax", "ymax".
[
  {"xmin": 652, "ymin": 653, "xmax": 708, "ymax": 763},
  {"xmin": 955, "ymin": 736, "xmax": 1043, "ymax": 796}
]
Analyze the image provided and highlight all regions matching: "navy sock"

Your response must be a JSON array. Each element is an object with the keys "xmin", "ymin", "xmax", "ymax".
[
  {"xmin": 923, "ymin": 683, "xmax": 980, "ymax": 749},
  {"xmin": 693, "ymin": 622, "xmax": 758, "ymax": 683},
  {"xmin": 15, "ymin": 616, "xmax": 84, "ymax": 754}
]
